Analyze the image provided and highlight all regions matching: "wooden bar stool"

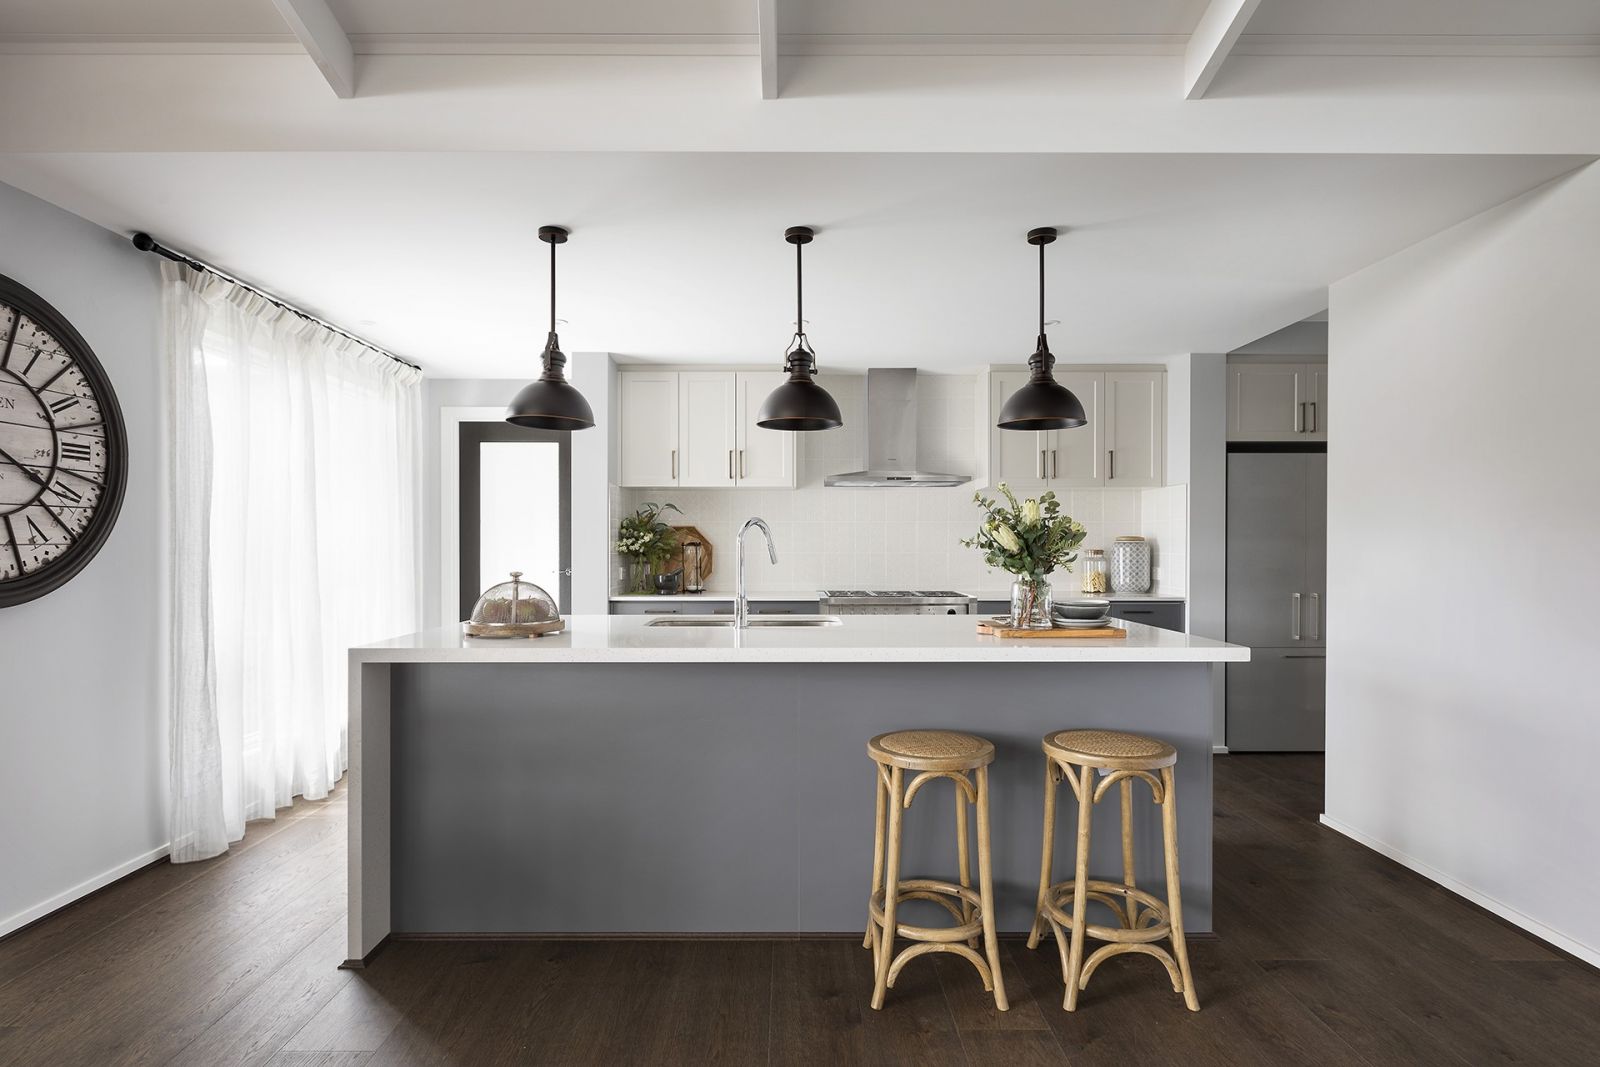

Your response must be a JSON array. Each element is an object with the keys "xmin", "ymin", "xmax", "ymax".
[
  {"xmin": 864, "ymin": 730, "xmax": 1008, "ymax": 1012},
  {"xmin": 1026, "ymin": 729, "xmax": 1199, "ymax": 1012}
]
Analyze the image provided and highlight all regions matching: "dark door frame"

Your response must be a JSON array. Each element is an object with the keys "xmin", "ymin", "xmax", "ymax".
[{"xmin": 458, "ymin": 421, "xmax": 571, "ymax": 618}]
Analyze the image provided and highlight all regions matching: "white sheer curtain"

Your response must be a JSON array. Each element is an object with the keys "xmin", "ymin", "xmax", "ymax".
[{"xmin": 164, "ymin": 262, "xmax": 420, "ymax": 862}]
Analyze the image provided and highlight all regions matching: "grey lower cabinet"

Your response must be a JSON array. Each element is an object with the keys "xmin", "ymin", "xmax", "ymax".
[
  {"xmin": 976, "ymin": 599, "xmax": 1186, "ymax": 633},
  {"xmin": 1226, "ymin": 648, "xmax": 1326, "ymax": 751},
  {"xmin": 610, "ymin": 600, "xmax": 818, "ymax": 616}
]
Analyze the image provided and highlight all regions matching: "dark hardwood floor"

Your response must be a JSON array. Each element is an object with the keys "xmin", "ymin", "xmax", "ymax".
[{"xmin": 2, "ymin": 755, "xmax": 1596, "ymax": 1065}]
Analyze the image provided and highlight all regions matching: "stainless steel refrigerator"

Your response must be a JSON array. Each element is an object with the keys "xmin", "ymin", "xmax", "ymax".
[{"xmin": 1226, "ymin": 451, "xmax": 1327, "ymax": 751}]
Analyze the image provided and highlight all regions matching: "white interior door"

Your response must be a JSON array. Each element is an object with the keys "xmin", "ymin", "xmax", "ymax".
[
  {"xmin": 618, "ymin": 371, "xmax": 679, "ymax": 486},
  {"xmin": 734, "ymin": 371, "xmax": 794, "ymax": 486},
  {"xmin": 677, "ymin": 372, "xmax": 736, "ymax": 486}
]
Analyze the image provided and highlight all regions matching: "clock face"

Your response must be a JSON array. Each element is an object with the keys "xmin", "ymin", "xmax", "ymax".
[{"xmin": 0, "ymin": 275, "xmax": 127, "ymax": 607}]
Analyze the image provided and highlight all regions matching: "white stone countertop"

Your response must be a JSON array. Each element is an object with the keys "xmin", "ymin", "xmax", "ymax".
[
  {"xmin": 609, "ymin": 589, "xmax": 1186, "ymax": 603},
  {"xmin": 353, "ymin": 615, "xmax": 1245, "ymax": 665}
]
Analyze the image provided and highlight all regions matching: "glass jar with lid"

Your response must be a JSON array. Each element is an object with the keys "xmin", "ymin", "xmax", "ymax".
[
  {"xmin": 1110, "ymin": 536, "xmax": 1152, "ymax": 594},
  {"xmin": 1080, "ymin": 548, "xmax": 1109, "ymax": 595},
  {"xmin": 464, "ymin": 571, "xmax": 566, "ymax": 638}
]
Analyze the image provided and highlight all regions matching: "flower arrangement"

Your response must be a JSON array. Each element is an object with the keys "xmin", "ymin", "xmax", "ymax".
[
  {"xmin": 961, "ymin": 483, "xmax": 1086, "ymax": 628},
  {"xmin": 616, "ymin": 501, "xmax": 681, "ymax": 592}
]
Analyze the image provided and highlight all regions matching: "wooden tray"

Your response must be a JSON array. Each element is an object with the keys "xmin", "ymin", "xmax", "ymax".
[{"xmin": 977, "ymin": 620, "xmax": 1127, "ymax": 640}]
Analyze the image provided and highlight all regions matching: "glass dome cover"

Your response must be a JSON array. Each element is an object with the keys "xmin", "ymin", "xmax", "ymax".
[{"xmin": 464, "ymin": 571, "xmax": 565, "ymax": 638}]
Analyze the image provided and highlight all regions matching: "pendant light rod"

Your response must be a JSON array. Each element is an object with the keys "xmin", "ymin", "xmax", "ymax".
[
  {"xmin": 506, "ymin": 225, "xmax": 594, "ymax": 431},
  {"xmin": 757, "ymin": 226, "xmax": 841, "ymax": 431},
  {"xmin": 996, "ymin": 226, "xmax": 1085, "ymax": 432}
]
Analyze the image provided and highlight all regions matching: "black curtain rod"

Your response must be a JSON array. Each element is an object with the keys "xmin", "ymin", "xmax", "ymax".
[{"xmin": 130, "ymin": 232, "xmax": 423, "ymax": 373}]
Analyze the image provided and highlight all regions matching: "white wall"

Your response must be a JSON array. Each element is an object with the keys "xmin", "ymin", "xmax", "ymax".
[
  {"xmin": 1325, "ymin": 163, "xmax": 1600, "ymax": 964},
  {"xmin": 0, "ymin": 182, "xmax": 167, "ymax": 935}
]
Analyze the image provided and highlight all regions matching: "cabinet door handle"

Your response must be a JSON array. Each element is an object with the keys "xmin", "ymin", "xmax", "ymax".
[
  {"xmin": 670, "ymin": 449, "xmax": 677, "ymax": 480},
  {"xmin": 1051, "ymin": 449, "xmax": 1059, "ymax": 478},
  {"xmin": 1310, "ymin": 592, "xmax": 1321, "ymax": 641},
  {"xmin": 1296, "ymin": 402, "xmax": 1305, "ymax": 433},
  {"xmin": 1291, "ymin": 592, "xmax": 1302, "ymax": 640},
  {"xmin": 728, "ymin": 449, "xmax": 734, "ymax": 480},
  {"xmin": 1284, "ymin": 654, "xmax": 1326, "ymax": 660},
  {"xmin": 1121, "ymin": 609, "xmax": 1153, "ymax": 615},
  {"xmin": 1037, "ymin": 448, "xmax": 1045, "ymax": 479},
  {"xmin": 1108, "ymin": 449, "xmax": 1115, "ymax": 480},
  {"xmin": 739, "ymin": 449, "xmax": 746, "ymax": 478},
  {"xmin": 1309, "ymin": 402, "xmax": 1318, "ymax": 434}
]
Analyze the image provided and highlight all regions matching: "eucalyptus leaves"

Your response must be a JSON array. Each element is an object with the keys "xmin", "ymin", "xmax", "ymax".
[
  {"xmin": 615, "ymin": 501, "xmax": 681, "ymax": 566},
  {"xmin": 960, "ymin": 483, "xmax": 1087, "ymax": 581}
]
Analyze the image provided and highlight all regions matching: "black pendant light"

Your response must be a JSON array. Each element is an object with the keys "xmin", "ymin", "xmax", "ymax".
[
  {"xmin": 756, "ymin": 226, "xmax": 843, "ymax": 431},
  {"xmin": 996, "ymin": 227, "xmax": 1087, "ymax": 431},
  {"xmin": 507, "ymin": 225, "xmax": 595, "ymax": 431}
]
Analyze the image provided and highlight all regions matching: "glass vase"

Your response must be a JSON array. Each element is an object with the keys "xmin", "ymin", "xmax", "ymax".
[
  {"xmin": 1009, "ymin": 576, "xmax": 1054, "ymax": 630},
  {"xmin": 628, "ymin": 559, "xmax": 653, "ymax": 595}
]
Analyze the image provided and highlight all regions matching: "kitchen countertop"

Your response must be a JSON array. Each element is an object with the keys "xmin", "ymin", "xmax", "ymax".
[
  {"xmin": 353, "ymin": 614, "xmax": 1244, "ymax": 664},
  {"xmin": 609, "ymin": 589, "xmax": 1186, "ymax": 603}
]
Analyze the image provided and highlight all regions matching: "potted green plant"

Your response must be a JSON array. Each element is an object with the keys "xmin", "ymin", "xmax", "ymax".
[
  {"xmin": 961, "ymin": 484, "xmax": 1087, "ymax": 629},
  {"xmin": 615, "ymin": 501, "xmax": 681, "ymax": 594}
]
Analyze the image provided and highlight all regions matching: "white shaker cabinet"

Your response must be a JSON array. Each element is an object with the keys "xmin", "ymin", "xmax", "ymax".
[
  {"xmin": 987, "ymin": 367, "xmax": 1154, "ymax": 489},
  {"xmin": 1104, "ymin": 370, "xmax": 1164, "ymax": 487},
  {"xmin": 733, "ymin": 371, "xmax": 795, "ymax": 487},
  {"xmin": 617, "ymin": 369, "xmax": 796, "ymax": 488},
  {"xmin": 1228, "ymin": 363, "xmax": 1328, "ymax": 442},
  {"xmin": 617, "ymin": 371, "xmax": 680, "ymax": 487}
]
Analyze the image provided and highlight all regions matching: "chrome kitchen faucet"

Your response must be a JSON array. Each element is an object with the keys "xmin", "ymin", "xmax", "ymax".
[{"xmin": 735, "ymin": 517, "xmax": 778, "ymax": 629}]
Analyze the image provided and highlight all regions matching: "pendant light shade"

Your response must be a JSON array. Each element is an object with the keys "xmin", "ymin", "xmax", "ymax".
[
  {"xmin": 756, "ymin": 226, "xmax": 842, "ymax": 431},
  {"xmin": 507, "ymin": 226, "xmax": 595, "ymax": 431},
  {"xmin": 996, "ymin": 227, "xmax": 1087, "ymax": 432}
]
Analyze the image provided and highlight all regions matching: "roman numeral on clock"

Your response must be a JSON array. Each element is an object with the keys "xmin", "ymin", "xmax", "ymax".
[
  {"xmin": 25, "ymin": 516, "xmax": 47, "ymax": 543},
  {"xmin": 60, "ymin": 442, "xmax": 93, "ymax": 463},
  {"xmin": 49, "ymin": 481, "xmax": 83, "ymax": 504},
  {"xmin": 48, "ymin": 396, "xmax": 79, "ymax": 415}
]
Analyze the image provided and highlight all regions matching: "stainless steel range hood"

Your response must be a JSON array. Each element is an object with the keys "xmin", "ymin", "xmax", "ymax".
[{"xmin": 824, "ymin": 369, "xmax": 971, "ymax": 487}]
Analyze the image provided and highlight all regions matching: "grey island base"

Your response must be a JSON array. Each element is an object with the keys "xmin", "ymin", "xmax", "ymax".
[{"xmin": 346, "ymin": 616, "xmax": 1248, "ymax": 965}]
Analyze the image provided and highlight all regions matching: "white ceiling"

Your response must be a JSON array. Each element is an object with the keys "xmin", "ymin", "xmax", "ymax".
[
  {"xmin": 4, "ymin": 0, "xmax": 1594, "ymax": 41},
  {"xmin": 0, "ymin": 151, "xmax": 1581, "ymax": 376}
]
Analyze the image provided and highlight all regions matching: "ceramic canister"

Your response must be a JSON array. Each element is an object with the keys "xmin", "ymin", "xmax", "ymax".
[{"xmin": 1110, "ymin": 536, "xmax": 1152, "ymax": 594}]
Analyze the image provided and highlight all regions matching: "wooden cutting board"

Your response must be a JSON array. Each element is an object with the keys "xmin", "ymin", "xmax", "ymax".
[{"xmin": 976, "ymin": 620, "xmax": 1127, "ymax": 639}]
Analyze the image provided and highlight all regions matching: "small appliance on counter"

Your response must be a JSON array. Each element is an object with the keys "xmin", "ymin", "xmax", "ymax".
[
  {"xmin": 464, "ymin": 572, "xmax": 566, "ymax": 638},
  {"xmin": 1110, "ymin": 536, "xmax": 1152, "ymax": 594}
]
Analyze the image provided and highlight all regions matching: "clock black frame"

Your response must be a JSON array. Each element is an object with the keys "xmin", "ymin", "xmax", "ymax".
[{"xmin": 0, "ymin": 272, "xmax": 129, "ymax": 608}]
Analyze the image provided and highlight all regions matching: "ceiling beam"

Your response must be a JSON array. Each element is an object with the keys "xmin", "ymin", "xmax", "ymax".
[
  {"xmin": 757, "ymin": 0, "xmax": 778, "ymax": 99},
  {"xmin": 269, "ymin": 0, "xmax": 355, "ymax": 98},
  {"xmin": 1184, "ymin": 0, "xmax": 1264, "ymax": 99}
]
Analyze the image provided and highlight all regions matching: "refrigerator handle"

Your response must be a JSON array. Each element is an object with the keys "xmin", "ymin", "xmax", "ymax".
[
  {"xmin": 1310, "ymin": 593, "xmax": 1320, "ymax": 641},
  {"xmin": 1291, "ymin": 592, "xmax": 1302, "ymax": 641}
]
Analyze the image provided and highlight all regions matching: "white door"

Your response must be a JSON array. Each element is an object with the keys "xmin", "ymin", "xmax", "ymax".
[
  {"xmin": 1046, "ymin": 371, "xmax": 1104, "ymax": 487},
  {"xmin": 618, "ymin": 371, "xmax": 679, "ymax": 487},
  {"xmin": 1304, "ymin": 365, "xmax": 1329, "ymax": 442},
  {"xmin": 1228, "ymin": 364, "xmax": 1305, "ymax": 441},
  {"xmin": 1105, "ymin": 370, "xmax": 1164, "ymax": 487},
  {"xmin": 734, "ymin": 371, "xmax": 795, "ymax": 487},
  {"xmin": 988, "ymin": 370, "xmax": 1049, "ymax": 487},
  {"xmin": 677, "ymin": 372, "xmax": 737, "ymax": 487}
]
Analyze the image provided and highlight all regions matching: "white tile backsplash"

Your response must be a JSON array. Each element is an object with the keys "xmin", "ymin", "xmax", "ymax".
[{"xmin": 613, "ymin": 374, "xmax": 1188, "ymax": 597}]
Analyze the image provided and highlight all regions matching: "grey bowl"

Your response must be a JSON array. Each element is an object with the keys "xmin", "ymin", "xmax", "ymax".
[{"xmin": 1056, "ymin": 598, "xmax": 1111, "ymax": 620}]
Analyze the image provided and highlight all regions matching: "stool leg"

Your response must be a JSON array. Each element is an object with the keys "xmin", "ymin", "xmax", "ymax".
[
  {"xmin": 1120, "ymin": 777, "xmax": 1138, "ymax": 930},
  {"xmin": 1161, "ymin": 766, "xmax": 1200, "ymax": 1012},
  {"xmin": 955, "ymin": 778, "xmax": 976, "ymax": 947},
  {"xmin": 1063, "ymin": 763, "xmax": 1095, "ymax": 1011},
  {"xmin": 1027, "ymin": 757, "xmax": 1057, "ymax": 950},
  {"xmin": 870, "ymin": 766, "xmax": 905, "ymax": 1011},
  {"xmin": 866, "ymin": 766, "xmax": 886, "ymax": 951},
  {"xmin": 974, "ymin": 765, "xmax": 1009, "ymax": 1011}
]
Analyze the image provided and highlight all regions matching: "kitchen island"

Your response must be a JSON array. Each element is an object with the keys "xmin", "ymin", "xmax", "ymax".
[{"xmin": 345, "ymin": 615, "xmax": 1248, "ymax": 965}]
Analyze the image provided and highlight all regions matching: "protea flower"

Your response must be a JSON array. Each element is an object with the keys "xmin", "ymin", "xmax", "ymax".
[
  {"xmin": 1022, "ymin": 499, "xmax": 1041, "ymax": 526},
  {"xmin": 992, "ymin": 524, "xmax": 1022, "ymax": 553}
]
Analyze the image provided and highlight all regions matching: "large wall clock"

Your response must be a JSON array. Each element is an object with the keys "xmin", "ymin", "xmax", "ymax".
[{"xmin": 0, "ymin": 273, "xmax": 128, "ymax": 607}]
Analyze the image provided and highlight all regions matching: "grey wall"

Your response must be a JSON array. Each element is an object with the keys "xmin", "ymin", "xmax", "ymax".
[
  {"xmin": 0, "ymin": 181, "xmax": 167, "ymax": 934},
  {"xmin": 1326, "ymin": 163, "xmax": 1600, "ymax": 965}
]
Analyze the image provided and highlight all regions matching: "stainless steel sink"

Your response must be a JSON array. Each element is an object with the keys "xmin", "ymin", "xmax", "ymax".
[{"xmin": 645, "ymin": 615, "xmax": 842, "ymax": 628}]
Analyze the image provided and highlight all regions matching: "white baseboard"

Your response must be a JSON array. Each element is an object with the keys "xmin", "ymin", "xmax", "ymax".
[
  {"xmin": 1212, "ymin": 745, "xmax": 1230, "ymax": 754},
  {"xmin": 0, "ymin": 844, "xmax": 170, "ymax": 939},
  {"xmin": 1319, "ymin": 815, "xmax": 1599, "ymax": 969}
]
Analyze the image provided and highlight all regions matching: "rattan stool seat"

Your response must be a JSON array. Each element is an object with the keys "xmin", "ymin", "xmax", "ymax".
[
  {"xmin": 1042, "ymin": 729, "xmax": 1176, "ymax": 770},
  {"xmin": 868, "ymin": 729, "xmax": 996, "ymax": 772}
]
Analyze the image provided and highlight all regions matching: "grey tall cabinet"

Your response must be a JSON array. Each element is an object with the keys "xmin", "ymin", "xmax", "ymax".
[{"xmin": 1226, "ymin": 451, "xmax": 1327, "ymax": 751}]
